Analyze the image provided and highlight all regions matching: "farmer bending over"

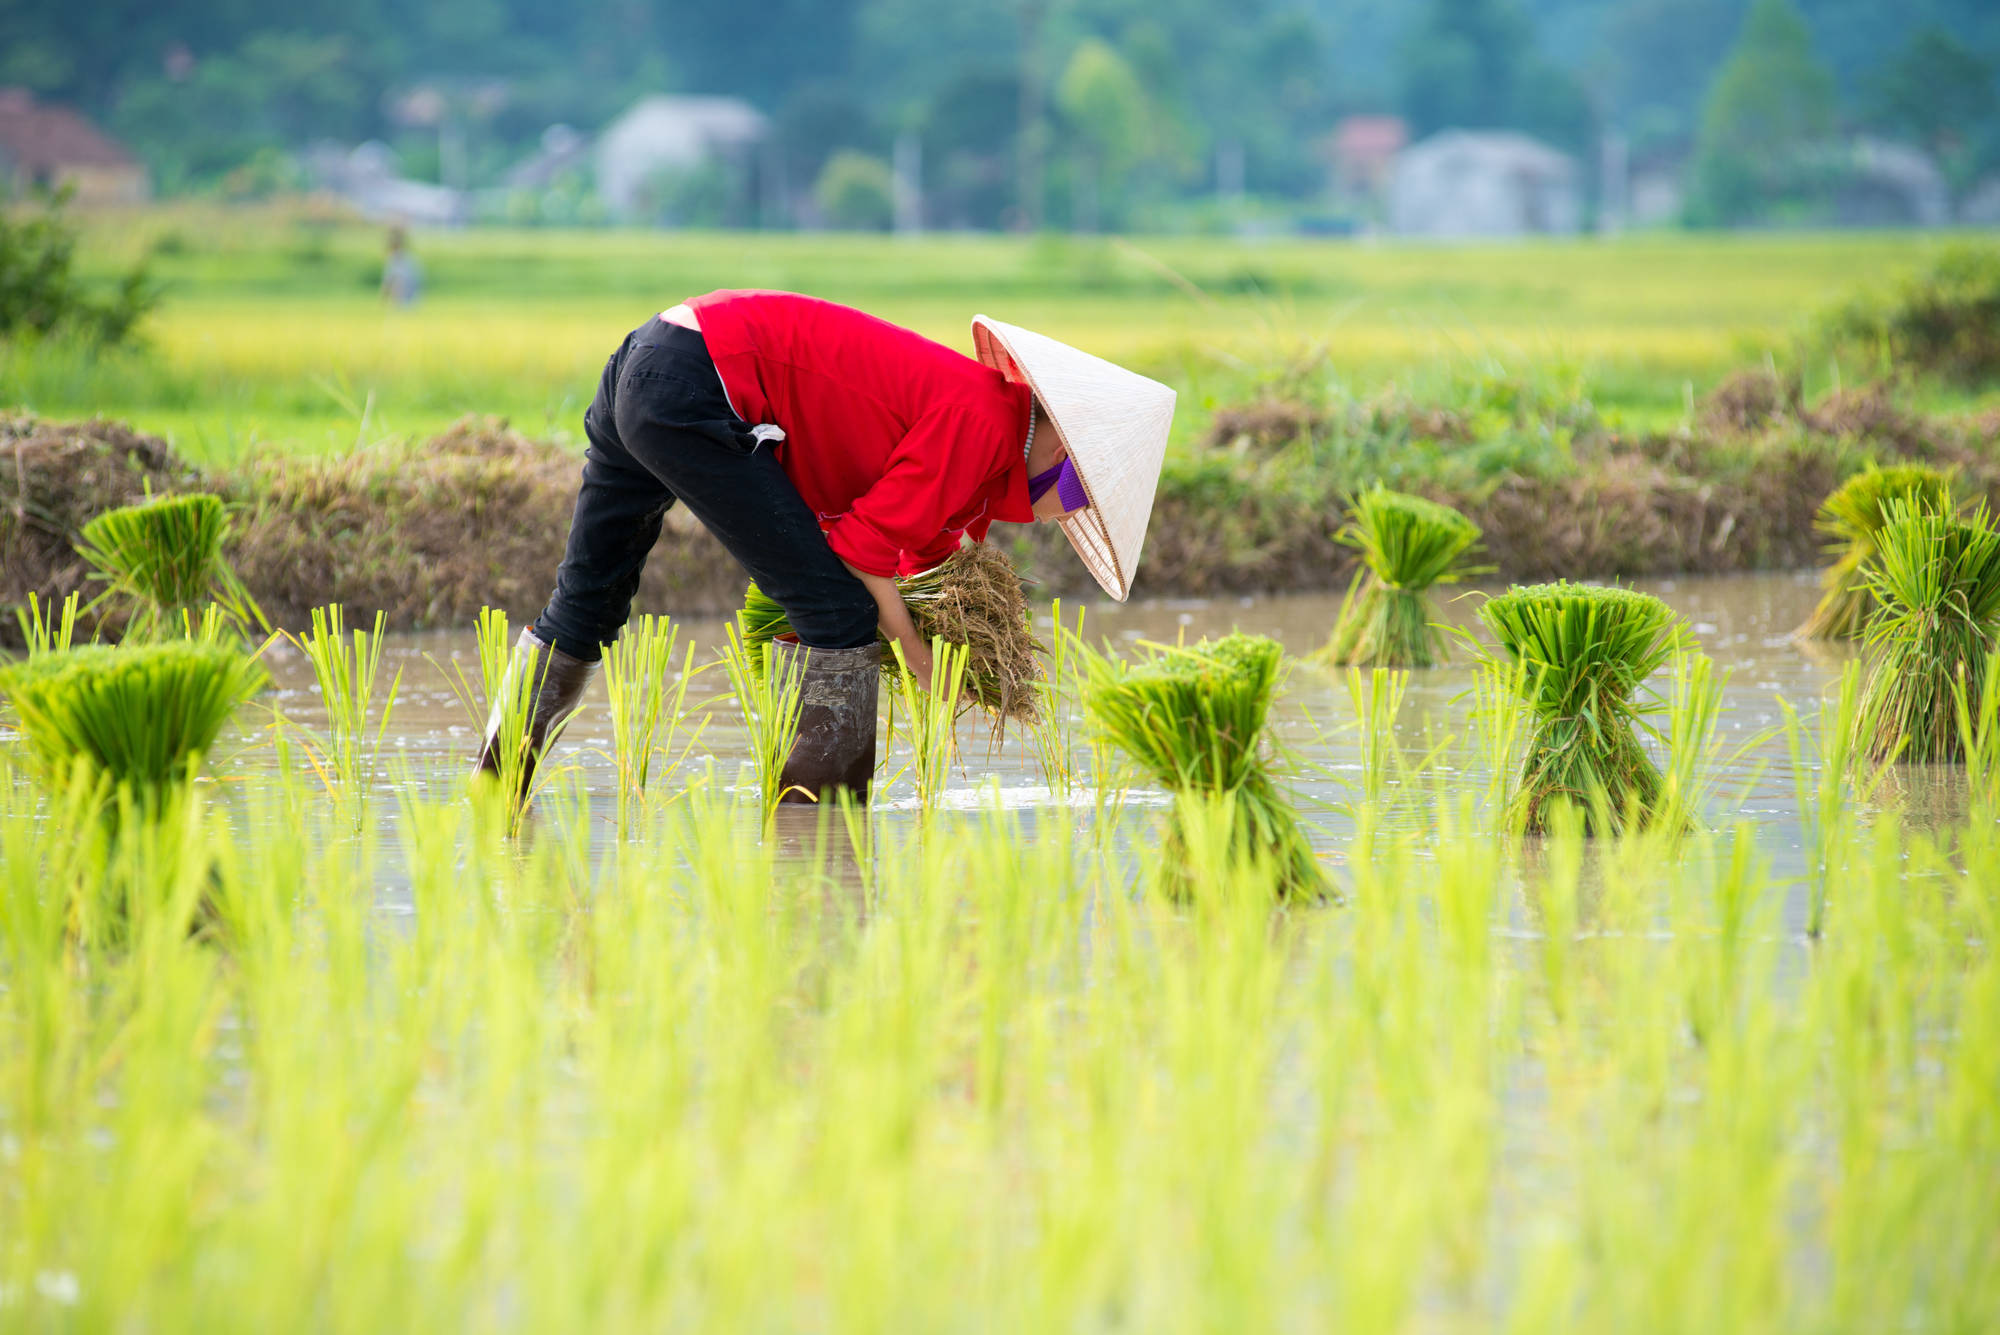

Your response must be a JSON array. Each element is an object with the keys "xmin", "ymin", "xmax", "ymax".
[{"xmin": 476, "ymin": 290, "xmax": 1175, "ymax": 800}]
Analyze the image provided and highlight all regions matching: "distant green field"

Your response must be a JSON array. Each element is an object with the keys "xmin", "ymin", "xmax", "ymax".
[{"xmin": 1, "ymin": 205, "xmax": 1983, "ymax": 464}]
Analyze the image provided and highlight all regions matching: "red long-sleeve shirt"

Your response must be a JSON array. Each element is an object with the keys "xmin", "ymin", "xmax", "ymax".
[{"xmin": 687, "ymin": 289, "xmax": 1035, "ymax": 577}]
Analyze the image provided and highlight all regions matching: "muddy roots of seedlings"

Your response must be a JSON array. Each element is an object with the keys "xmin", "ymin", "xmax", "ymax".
[
  {"xmin": 1797, "ymin": 464, "xmax": 1956, "ymax": 641},
  {"xmin": 1084, "ymin": 633, "xmax": 1325, "ymax": 901},
  {"xmin": 1856, "ymin": 500, "xmax": 2000, "ymax": 764},
  {"xmin": 1324, "ymin": 486, "xmax": 1482, "ymax": 668},
  {"xmin": 1479, "ymin": 581, "xmax": 1685, "ymax": 835},
  {"xmin": 737, "ymin": 543, "xmax": 1043, "ymax": 724}
]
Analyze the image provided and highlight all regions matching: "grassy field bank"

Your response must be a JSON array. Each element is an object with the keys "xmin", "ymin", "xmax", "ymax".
[
  {"xmin": 7, "ymin": 211, "xmax": 1988, "ymax": 459},
  {"xmin": 8, "ymin": 366, "xmax": 1999, "ymax": 635}
]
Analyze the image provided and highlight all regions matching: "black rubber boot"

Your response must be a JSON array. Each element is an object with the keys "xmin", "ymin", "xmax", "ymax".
[
  {"xmin": 473, "ymin": 628, "xmax": 597, "ymax": 796},
  {"xmin": 771, "ymin": 639, "xmax": 880, "ymax": 804}
]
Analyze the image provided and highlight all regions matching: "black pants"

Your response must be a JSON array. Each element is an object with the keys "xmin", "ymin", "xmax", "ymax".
[{"xmin": 532, "ymin": 318, "xmax": 878, "ymax": 662}]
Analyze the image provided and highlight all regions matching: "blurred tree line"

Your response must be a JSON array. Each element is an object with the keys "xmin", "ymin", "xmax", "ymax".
[{"xmin": 1, "ymin": 0, "xmax": 1995, "ymax": 226}]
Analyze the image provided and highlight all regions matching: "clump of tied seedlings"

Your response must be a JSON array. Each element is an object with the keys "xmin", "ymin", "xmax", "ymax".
[
  {"xmin": 75, "ymin": 492, "xmax": 263, "ymax": 639},
  {"xmin": 1478, "ymin": 581, "xmax": 1686, "ymax": 835},
  {"xmin": 1797, "ymin": 465, "xmax": 1956, "ymax": 641},
  {"xmin": 0, "ymin": 641, "xmax": 267, "ymax": 818},
  {"xmin": 1855, "ymin": 499, "xmax": 2000, "ymax": 763},
  {"xmin": 738, "ymin": 543, "xmax": 1042, "ymax": 724},
  {"xmin": 1324, "ymin": 485, "xmax": 1483, "ymax": 668},
  {"xmin": 1084, "ymin": 633, "xmax": 1325, "ymax": 900}
]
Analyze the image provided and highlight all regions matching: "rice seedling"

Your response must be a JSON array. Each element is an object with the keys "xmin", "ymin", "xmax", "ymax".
[
  {"xmin": 1780, "ymin": 660, "xmax": 1874, "ymax": 938},
  {"xmin": 1797, "ymin": 464, "xmax": 1956, "ymax": 641},
  {"xmin": 283, "ymin": 605, "xmax": 400, "ymax": 831},
  {"xmin": 1025, "ymin": 599, "xmax": 1086, "ymax": 794},
  {"xmin": 888, "ymin": 635, "xmax": 970, "ymax": 814},
  {"xmin": 1855, "ymin": 500, "xmax": 2000, "ymax": 764},
  {"xmin": 1477, "ymin": 581, "xmax": 1687, "ymax": 835},
  {"xmin": 73, "ymin": 491, "xmax": 264, "ymax": 639},
  {"xmin": 1322, "ymin": 485, "xmax": 1482, "ymax": 668},
  {"xmin": 716, "ymin": 624, "xmax": 807, "ymax": 831},
  {"xmin": 1656, "ymin": 647, "xmax": 1733, "ymax": 836},
  {"xmin": 435, "ymin": 606, "xmax": 569, "ymax": 836},
  {"xmin": 0, "ymin": 730, "xmax": 1994, "ymax": 1327},
  {"xmin": 1344, "ymin": 665, "xmax": 1410, "ymax": 809},
  {"xmin": 737, "ymin": 543, "xmax": 1042, "ymax": 723},
  {"xmin": 15, "ymin": 590, "xmax": 84, "ymax": 657},
  {"xmin": 1954, "ymin": 649, "xmax": 2000, "ymax": 819},
  {"xmin": 1083, "ymin": 632, "xmax": 1325, "ymax": 899},
  {"xmin": 0, "ymin": 640, "xmax": 266, "ymax": 815},
  {"xmin": 599, "ymin": 613, "xmax": 707, "ymax": 835}
]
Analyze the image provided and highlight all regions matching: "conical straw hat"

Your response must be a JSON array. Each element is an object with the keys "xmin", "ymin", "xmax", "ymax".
[{"xmin": 972, "ymin": 315, "xmax": 1174, "ymax": 602}]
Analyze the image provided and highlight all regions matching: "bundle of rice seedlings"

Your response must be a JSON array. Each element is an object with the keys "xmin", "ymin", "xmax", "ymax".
[
  {"xmin": 1856, "ymin": 499, "xmax": 2000, "ymax": 763},
  {"xmin": 1084, "ymin": 633, "xmax": 1325, "ymax": 900},
  {"xmin": 75, "ymin": 491, "xmax": 263, "ymax": 639},
  {"xmin": 737, "ymin": 543, "xmax": 1042, "ymax": 723},
  {"xmin": 1797, "ymin": 465, "xmax": 1956, "ymax": 640},
  {"xmin": 1324, "ymin": 486, "xmax": 1483, "ymax": 668},
  {"xmin": 0, "ymin": 641, "xmax": 268, "ymax": 810},
  {"xmin": 1478, "ymin": 581, "xmax": 1685, "ymax": 834}
]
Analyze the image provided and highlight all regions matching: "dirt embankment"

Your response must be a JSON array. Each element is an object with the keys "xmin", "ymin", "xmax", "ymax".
[
  {"xmin": 1119, "ymin": 368, "xmax": 2000, "ymax": 597},
  {"xmin": 5, "ymin": 378, "xmax": 1998, "ymax": 641},
  {"xmin": 2, "ymin": 415, "xmax": 747, "ymax": 645},
  {"xmin": 227, "ymin": 416, "xmax": 745, "ymax": 630}
]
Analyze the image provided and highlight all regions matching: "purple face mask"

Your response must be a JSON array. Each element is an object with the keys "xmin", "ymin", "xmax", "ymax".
[{"xmin": 1027, "ymin": 457, "xmax": 1089, "ymax": 513}]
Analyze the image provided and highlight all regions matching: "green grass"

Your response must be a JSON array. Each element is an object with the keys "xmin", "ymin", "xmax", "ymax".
[{"xmin": 8, "ymin": 211, "xmax": 1994, "ymax": 466}]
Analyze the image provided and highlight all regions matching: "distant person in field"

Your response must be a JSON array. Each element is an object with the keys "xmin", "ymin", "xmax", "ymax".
[
  {"xmin": 475, "ymin": 290, "xmax": 1175, "ymax": 796},
  {"xmin": 380, "ymin": 227, "xmax": 421, "ymax": 306}
]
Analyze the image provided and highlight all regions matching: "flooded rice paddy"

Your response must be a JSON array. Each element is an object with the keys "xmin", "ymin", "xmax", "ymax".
[
  {"xmin": 9, "ymin": 567, "xmax": 1996, "ymax": 1331},
  {"xmin": 249, "ymin": 569, "xmax": 1884, "ymax": 905}
]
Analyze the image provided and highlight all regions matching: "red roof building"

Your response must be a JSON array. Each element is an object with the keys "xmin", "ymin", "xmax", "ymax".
[
  {"xmin": 1323, "ymin": 115, "xmax": 1409, "ymax": 204},
  {"xmin": 0, "ymin": 89, "xmax": 149, "ymax": 204}
]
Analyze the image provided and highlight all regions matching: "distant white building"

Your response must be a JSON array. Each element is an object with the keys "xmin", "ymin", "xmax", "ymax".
[
  {"xmin": 303, "ymin": 140, "xmax": 465, "ymax": 225},
  {"xmin": 1961, "ymin": 176, "xmax": 2000, "ymax": 226},
  {"xmin": 1389, "ymin": 131, "xmax": 1581, "ymax": 238},
  {"xmin": 594, "ymin": 95, "xmax": 768, "ymax": 219},
  {"xmin": 1829, "ymin": 137, "xmax": 1949, "ymax": 228}
]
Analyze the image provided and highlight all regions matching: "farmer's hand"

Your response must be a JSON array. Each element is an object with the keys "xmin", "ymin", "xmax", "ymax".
[
  {"xmin": 897, "ymin": 634, "xmax": 939, "ymax": 693},
  {"xmin": 842, "ymin": 560, "xmax": 971, "ymax": 703},
  {"xmin": 896, "ymin": 634, "xmax": 979, "ymax": 707}
]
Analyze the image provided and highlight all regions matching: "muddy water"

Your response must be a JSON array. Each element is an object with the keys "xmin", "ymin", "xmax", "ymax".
[{"xmin": 243, "ymin": 570, "xmax": 1915, "ymax": 903}]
